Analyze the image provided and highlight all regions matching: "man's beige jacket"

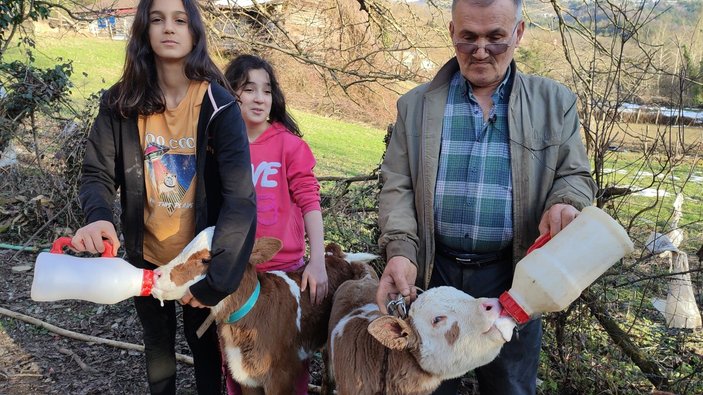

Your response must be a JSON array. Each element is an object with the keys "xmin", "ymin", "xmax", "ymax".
[{"xmin": 378, "ymin": 58, "xmax": 598, "ymax": 288}]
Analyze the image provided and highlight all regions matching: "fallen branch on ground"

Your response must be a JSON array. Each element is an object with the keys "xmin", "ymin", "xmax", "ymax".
[
  {"xmin": 0, "ymin": 306, "xmax": 193, "ymax": 364},
  {"xmin": 1, "ymin": 306, "xmax": 336, "ymax": 393},
  {"xmin": 318, "ymin": 174, "xmax": 377, "ymax": 182},
  {"xmin": 58, "ymin": 347, "xmax": 98, "ymax": 373}
]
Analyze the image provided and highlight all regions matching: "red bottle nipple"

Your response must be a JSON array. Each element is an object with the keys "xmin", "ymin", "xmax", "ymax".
[
  {"xmin": 499, "ymin": 292, "xmax": 530, "ymax": 324},
  {"xmin": 141, "ymin": 270, "xmax": 155, "ymax": 296}
]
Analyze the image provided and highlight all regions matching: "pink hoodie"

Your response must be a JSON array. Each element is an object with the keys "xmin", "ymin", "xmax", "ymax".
[{"xmin": 249, "ymin": 122, "xmax": 321, "ymax": 272}]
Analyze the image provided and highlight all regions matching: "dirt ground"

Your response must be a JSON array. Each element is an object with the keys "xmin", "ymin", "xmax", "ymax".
[{"xmin": 0, "ymin": 249, "xmax": 203, "ymax": 394}]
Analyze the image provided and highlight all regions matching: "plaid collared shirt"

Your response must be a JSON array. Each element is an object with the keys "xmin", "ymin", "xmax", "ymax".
[{"xmin": 434, "ymin": 69, "xmax": 514, "ymax": 253}]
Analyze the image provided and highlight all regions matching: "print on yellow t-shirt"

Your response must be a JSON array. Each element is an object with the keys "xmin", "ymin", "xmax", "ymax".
[{"xmin": 138, "ymin": 80, "xmax": 210, "ymax": 265}]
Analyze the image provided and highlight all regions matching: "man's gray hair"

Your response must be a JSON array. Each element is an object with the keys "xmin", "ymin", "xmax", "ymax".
[{"xmin": 451, "ymin": 0, "xmax": 523, "ymax": 22}]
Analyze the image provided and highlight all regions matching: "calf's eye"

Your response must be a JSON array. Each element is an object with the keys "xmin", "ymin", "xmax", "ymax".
[{"xmin": 432, "ymin": 315, "xmax": 447, "ymax": 326}]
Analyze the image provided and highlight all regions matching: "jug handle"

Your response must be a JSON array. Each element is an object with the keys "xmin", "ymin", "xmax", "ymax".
[
  {"xmin": 526, "ymin": 233, "xmax": 551, "ymax": 255},
  {"xmin": 50, "ymin": 237, "xmax": 115, "ymax": 258}
]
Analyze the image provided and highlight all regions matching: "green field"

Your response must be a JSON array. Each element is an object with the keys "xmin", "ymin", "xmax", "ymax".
[
  {"xmin": 3, "ymin": 32, "xmax": 387, "ymax": 177},
  {"xmin": 291, "ymin": 109, "xmax": 385, "ymax": 176},
  {"xmin": 4, "ymin": 33, "xmax": 127, "ymax": 99},
  {"xmin": 600, "ymin": 151, "xmax": 703, "ymax": 251}
]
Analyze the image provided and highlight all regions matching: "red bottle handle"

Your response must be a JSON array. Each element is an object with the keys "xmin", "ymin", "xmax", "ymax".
[
  {"xmin": 526, "ymin": 233, "xmax": 551, "ymax": 255},
  {"xmin": 50, "ymin": 237, "xmax": 115, "ymax": 258}
]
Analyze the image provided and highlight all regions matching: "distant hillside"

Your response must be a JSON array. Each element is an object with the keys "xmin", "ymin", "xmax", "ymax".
[
  {"xmin": 525, "ymin": 0, "xmax": 702, "ymax": 31},
  {"xmin": 398, "ymin": 0, "xmax": 702, "ymax": 30}
]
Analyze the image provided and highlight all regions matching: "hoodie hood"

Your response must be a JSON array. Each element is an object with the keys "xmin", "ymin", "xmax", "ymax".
[{"xmin": 250, "ymin": 122, "xmax": 288, "ymax": 145}]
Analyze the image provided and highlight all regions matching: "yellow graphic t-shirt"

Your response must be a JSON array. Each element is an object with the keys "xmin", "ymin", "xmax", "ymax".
[{"xmin": 138, "ymin": 80, "xmax": 210, "ymax": 265}]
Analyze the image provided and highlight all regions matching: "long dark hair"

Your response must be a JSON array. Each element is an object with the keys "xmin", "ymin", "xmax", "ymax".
[
  {"xmin": 108, "ymin": 0, "xmax": 229, "ymax": 117},
  {"xmin": 223, "ymin": 54, "xmax": 301, "ymax": 137}
]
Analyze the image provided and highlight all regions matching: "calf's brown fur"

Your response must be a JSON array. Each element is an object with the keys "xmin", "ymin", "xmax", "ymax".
[
  {"xmin": 322, "ymin": 263, "xmax": 515, "ymax": 395},
  {"xmin": 155, "ymin": 234, "xmax": 360, "ymax": 393}
]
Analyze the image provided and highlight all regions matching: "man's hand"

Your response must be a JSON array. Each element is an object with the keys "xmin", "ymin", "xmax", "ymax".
[
  {"xmin": 71, "ymin": 220, "xmax": 120, "ymax": 256},
  {"xmin": 375, "ymin": 256, "xmax": 418, "ymax": 314},
  {"xmin": 538, "ymin": 203, "xmax": 580, "ymax": 237}
]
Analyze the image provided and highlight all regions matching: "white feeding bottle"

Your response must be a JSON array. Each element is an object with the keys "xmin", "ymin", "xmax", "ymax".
[
  {"xmin": 31, "ymin": 237, "xmax": 154, "ymax": 305},
  {"xmin": 499, "ymin": 206, "xmax": 634, "ymax": 324}
]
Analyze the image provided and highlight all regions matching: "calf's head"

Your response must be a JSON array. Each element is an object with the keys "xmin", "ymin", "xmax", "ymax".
[
  {"xmin": 368, "ymin": 286, "xmax": 516, "ymax": 380},
  {"xmin": 150, "ymin": 227, "xmax": 214, "ymax": 302},
  {"xmin": 150, "ymin": 226, "xmax": 281, "ymax": 302}
]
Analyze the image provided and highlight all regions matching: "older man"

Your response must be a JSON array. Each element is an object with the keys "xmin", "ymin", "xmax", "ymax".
[{"xmin": 375, "ymin": 0, "xmax": 597, "ymax": 394}]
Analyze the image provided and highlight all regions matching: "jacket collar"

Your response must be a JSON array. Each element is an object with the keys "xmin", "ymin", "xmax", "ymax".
[
  {"xmin": 428, "ymin": 57, "xmax": 520, "ymax": 95},
  {"xmin": 428, "ymin": 57, "xmax": 461, "ymax": 92},
  {"xmin": 205, "ymin": 82, "xmax": 235, "ymax": 122}
]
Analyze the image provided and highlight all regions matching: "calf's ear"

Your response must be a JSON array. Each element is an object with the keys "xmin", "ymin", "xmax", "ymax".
[
  {"xmin": 325, "ymin": 243, "xmax": 344, "ymax": 258},
  {"xmin": 250, "ymin": 237, "xmax": 283, "ymax": 265},
  {"xmin": 368, "ymin": 316, "xmax": 417, "ymax": 351}
]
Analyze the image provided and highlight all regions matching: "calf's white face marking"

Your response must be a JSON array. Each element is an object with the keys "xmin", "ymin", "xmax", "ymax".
[
  {"xmin": 368, "ymin": 286, "xmax": 515, "ymax": 381},
  {"xmin": 409, "ymin": 287, "xmax": 514, "ymax": 379},
  {"xmin": 151, "ymin": 227, "xmax": 215, "ymax": 302},
  {"xmin": 297, "ymin": 347, "xmax": 309, "ymax": 361}
]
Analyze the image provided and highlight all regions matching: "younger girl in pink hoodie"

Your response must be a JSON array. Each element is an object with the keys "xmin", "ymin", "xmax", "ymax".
[{"xmin": 223, "ymin": 55, "xmax": 327, "ymax": 394}]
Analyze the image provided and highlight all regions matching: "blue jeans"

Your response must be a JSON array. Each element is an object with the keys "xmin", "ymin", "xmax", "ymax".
[{"xmin": 429, "ymin": 252, "xmax": 542, "ymax": 395}]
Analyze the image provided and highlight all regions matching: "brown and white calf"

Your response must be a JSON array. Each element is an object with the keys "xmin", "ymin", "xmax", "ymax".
[
  {"xmin": 323, "ymin": 262, "xmax": 516, "ymax": 395},
  {"xmin": 150, "ymin": 227, "xmax": 377, "ymax": 394}
]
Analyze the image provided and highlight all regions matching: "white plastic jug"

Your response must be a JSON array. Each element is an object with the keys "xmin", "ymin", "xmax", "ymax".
[
  {"xmin": 500, "ymin": 206, "xmax": 634, "ymax": 324},
  {"xmin": 31, "ymin": 237, "xmax": 154, "ymax": 305}
]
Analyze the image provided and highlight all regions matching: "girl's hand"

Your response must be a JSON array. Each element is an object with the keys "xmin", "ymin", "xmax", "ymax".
[
  {"xmin": 301, "ymin": 256, "xmax": 328, "ymax": 305},
  {"xmin": 71, "ymin": 220, "xmax": 120, "ymax": 256},
  {"xmin": 180, "ymin": 289, "xmax": 208, "ymax": 308}
]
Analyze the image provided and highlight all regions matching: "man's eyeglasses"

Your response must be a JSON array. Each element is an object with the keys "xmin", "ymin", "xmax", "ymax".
[{"xmin": 454, "ymin": 23, "xmax": 519, "ymax": 56}]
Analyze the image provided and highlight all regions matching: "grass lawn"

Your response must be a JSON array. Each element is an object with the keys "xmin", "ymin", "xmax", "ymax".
[
  {"xmin": 600, "ymin": 151, "xmax": 703, "ymax": 251},
  {"xmin": 3, "ymin": 32, "xmax": 127, "ymax": 100},
  {"xmin": 292, "ymin": 109, "xmax": 386, "ymax": 177}
]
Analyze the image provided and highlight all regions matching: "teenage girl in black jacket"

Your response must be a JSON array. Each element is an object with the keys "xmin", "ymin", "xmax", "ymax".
[{"xmin": 70, "ymin": 0, "xmax": 256, "ymax": 393}]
